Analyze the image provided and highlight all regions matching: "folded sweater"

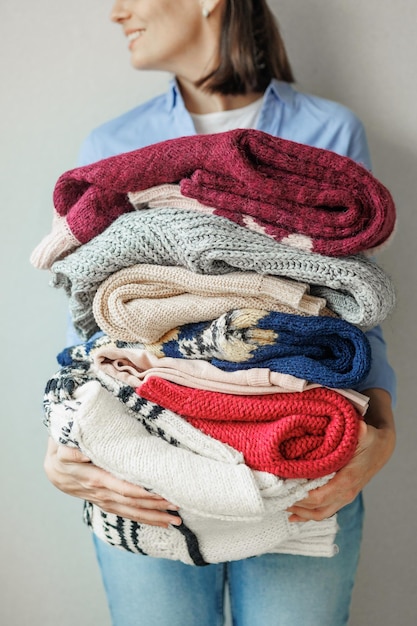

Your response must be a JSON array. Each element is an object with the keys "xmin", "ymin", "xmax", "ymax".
[
  {"xmin": 138, "ymin": 378, "xmax": 361, "ymax": 479},
  {"xmin": 125, "ymin": 309, "xmax": 370, "ymax": 389},
  {"xmin": 128, "ymin": 182, "xmax": 396, "ymax": 257},
  {"xmin": 43, "ymin": 366, "xmax": 337, "ymax": 562},
  {"xmin": 89, "ymin": 340, "xmax": 369, "ymax": 414},
  {"xmin": 84, "ymin": 492, "xmax": 338, "ymax": 564},
  {"xmin": 92, "ymin": 264, "xmax": 329, "ymax": 343},
  {"xmin": 50, "ymin": 208, "xmax": 396, "ymax": 335},
  {"xmin": 30, "ymin": 128, "xmax": 396, "ymax": 268}
]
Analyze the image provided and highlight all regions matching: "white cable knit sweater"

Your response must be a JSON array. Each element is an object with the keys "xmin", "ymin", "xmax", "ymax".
[{"xmin": 44, "ymin": 369, "xmax": 338, "ymax": 564}]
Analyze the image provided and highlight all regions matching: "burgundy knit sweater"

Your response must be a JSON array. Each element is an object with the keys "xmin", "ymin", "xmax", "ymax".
[{"xmin": 51, "ymin": 128, "xmax": 395, "ymax": 256}]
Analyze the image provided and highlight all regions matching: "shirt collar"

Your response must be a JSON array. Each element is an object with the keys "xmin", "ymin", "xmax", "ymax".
[
  {"xmin": 166, "ymin": 76, "xmax": 295, "ymax": 113},
  {"xmin": 167, "ymin": 78, "xmax": 180, "ymax": 111},
  {"xmin": 265, "ymin": 79, "xmax": 295, "ymax": 107}
]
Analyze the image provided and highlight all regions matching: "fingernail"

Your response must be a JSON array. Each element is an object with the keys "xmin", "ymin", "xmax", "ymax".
[
  {"xmin": 166, "ymin": 504, "xmax": 180, "ymax": 511},
  {"xmin": 169, "ymin": 517, "xmax": 182, "ymax": 526}
]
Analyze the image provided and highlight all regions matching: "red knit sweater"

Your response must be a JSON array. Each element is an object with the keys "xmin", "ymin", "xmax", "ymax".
[{"xmin": 138, "ymin": 378, "xmax": 362, "ymax": 479}]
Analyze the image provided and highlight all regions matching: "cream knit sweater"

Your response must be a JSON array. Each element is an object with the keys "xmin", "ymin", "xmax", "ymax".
[
  {"xmin": 92, "ymin": 264, "xmax": 330, "ymax": 343},
  {"xmin": 51, "ymin": 208, "xmax": 396, "ymax": 339}
]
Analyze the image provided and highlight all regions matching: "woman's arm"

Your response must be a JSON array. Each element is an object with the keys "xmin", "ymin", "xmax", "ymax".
[
  {"xmin": 44, "ymin": 437, "xmax": 182, "ymax": 528},
  {"xmin": 283, "ymin": 114, "xmax": 395, "ymax": 521},
  {"xmin": 287, "ymin": 387, "xmax": 396, "ymax": 521}
]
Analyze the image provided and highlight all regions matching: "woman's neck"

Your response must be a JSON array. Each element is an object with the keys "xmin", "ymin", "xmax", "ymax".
[{"xmin": 176, "ymin": 77, "xmax": 264, "ymax": 114}]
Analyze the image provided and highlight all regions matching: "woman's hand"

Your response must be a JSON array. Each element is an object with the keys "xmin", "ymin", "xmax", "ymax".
[
  {"xmin": 44, "ymin": 437, "xmax": 182, "ymax": 528},
  {"xmin": 287, "ymin": 388, "xmax": 396, "ymax": 522}
]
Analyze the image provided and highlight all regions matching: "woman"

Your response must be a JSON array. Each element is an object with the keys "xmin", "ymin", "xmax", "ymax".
[{"xmin": 44, "ymin": 1, "xmax": 396, "ymax": 624}]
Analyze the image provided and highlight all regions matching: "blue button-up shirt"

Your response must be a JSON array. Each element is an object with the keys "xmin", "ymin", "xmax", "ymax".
[{"xmin": 69, "ymin": 78, "xmax": 396, "ymax": 402}]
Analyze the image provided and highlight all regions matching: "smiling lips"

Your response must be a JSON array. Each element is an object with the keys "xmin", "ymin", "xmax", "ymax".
[{"xmin": 127, "ymin": 30, "xmax": 145, "ymax": 48}]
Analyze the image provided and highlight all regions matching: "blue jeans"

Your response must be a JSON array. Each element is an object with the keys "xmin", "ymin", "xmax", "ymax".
[{"xmin": 93, "ymin": 494, "xmax": 364, "ymax": 626}]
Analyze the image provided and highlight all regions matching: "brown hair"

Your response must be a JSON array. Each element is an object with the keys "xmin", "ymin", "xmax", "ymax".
[{"xmin": 197, "ymin": 0, "xmax": 295, "ymax": 94}]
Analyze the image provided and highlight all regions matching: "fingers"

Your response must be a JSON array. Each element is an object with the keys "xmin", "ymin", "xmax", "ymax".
[
  {"xmin": 86, "ymin": 486, "xmax": 182, "ymax": 528},
  {"xmin": 56, "ymin": 442, "xmax": 92, "ymax": 463},
  {"xmin": 287, "ymin": 470, "xmax": 360, "ymax": 522},
  {"xmin": 87, "ymin": 465, "xmax": 167, "ymax": 501},
  {"xmin": 287, "ymin": 421, "xmax": 376, "ymax": 523},
  {"xmin": 79, "ymin": 465, "xmax": 180, "ymax": 510},
  {"xmin": 44, "ymin": 439, "xmax": 182, "ymax": 528}
]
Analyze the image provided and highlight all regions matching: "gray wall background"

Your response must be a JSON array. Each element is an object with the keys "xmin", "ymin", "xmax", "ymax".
[{"xmin": 1, "ymin": 1, "xmax": 415, "ymax": 624}]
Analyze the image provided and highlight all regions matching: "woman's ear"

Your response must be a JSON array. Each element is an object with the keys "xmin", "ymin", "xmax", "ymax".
[{"xmin": 199, "ymin": 0, "xmax": 225, "ymax": 19}]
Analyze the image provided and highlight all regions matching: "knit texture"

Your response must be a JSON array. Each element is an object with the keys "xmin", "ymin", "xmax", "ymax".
[
  {"xmin": 129, "ymin": 182, "xmax": 396, "ymax": 257},
  {"xmin": 83, "ymin": 495, "xmax": 337, "ymax": 564},
  {"xmin": 111, "ymin": 308, "xmax": 370, "ymax": 388},
  {"xmin": 93, "ymin": 264, "xmax": 330, "ymax": 343},
  {"xmin": 88, "ymin": 339, "xmax": 370, "ymax": 414},
  {"xmin": 89, "ymin": 338, "xmax": 308, "ymax": 392},
  {"xmin": 138, "ymin": 379, "xmax": 361, "ymax": 479},
  {"xmin": 45, "ymin": 378, "xmax": 259, "ymax": 518},
  {"xmin": 50, "ymin": 208, "xmax": 396, "ymax": 336},
  {"xmin": 43, "ymin": 363, "xmax": 337, "ymax": 562},
  {"xmin": 58, "ymin": 308, "xmax": 370, "ymax": 388},
  {"xmin": 31, "ymin": 128, "xmax": 396, "ymax": 268},
  {"xmin": 30, "ymin": 213, "xmax": 82, "ymax": 269},
  {"xmin": 46, "ymin": 363, "xmax": 241, "ymax": 471}
]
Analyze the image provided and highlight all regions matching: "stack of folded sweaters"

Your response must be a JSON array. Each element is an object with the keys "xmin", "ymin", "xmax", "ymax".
[{"xmin": 33, "ymin": 129, "xmax": 396, "ymax": 566}]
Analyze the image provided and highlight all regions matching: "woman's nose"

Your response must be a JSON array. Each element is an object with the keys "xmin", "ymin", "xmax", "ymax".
[{"xmin": 110, "ymin": 0, "xmax": 131, "ymax": 23}]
